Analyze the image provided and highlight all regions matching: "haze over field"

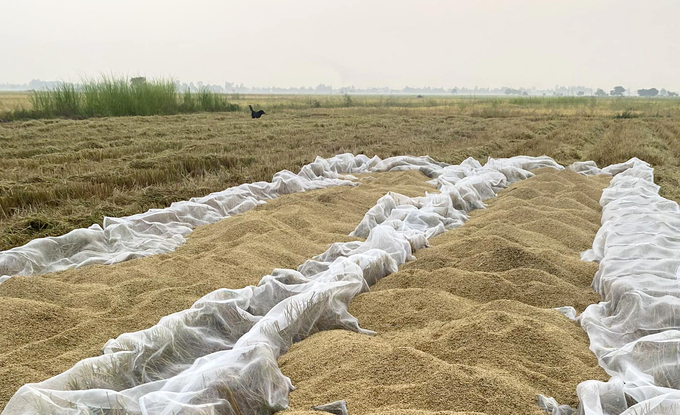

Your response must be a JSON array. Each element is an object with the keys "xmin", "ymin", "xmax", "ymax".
[{"xmin": 2, "ymin": 0, "xmax": 679, "ymax": 91}]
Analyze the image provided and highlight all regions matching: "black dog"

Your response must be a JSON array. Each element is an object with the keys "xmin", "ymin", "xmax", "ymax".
[{"xmin": 249, "ymin": 105, "xmax": 265, "ymax": 118}]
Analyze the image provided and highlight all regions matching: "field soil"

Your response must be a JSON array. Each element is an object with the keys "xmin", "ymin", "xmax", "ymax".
[{"xmin": 279, "ymin": 169, "xmax": 610, "ymax": 415}]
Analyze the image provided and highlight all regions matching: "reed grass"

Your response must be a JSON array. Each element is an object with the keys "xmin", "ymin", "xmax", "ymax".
[{"xmin": 0, "ymin": 77, "xmax": 239, "ymax": 120}]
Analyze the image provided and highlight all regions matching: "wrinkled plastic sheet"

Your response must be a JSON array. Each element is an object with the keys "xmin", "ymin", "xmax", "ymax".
[
  {"xmin": 540, "ymin": 158, "xmax": 680, "ymax": 415},
  {"xmin": 2, "ymin": 154, "xmax": 568, "ymax": 415},
  {"xmin": 0, "ymin": 156, "xmax": 365, "ymax": 284}
]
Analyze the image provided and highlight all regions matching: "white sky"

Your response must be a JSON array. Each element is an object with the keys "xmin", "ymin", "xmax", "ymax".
[{"xmin": 2, "ymin": 0, "xmax": 679, "ymax": 91}]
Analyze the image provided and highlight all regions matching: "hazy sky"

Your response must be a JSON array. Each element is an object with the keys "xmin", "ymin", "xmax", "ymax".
[{"xmin": 2, "ymin": 0, "xmax": 679, "ymax": 91}]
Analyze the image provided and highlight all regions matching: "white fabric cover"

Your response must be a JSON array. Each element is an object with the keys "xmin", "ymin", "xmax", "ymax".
[
  {"xmin": 2, "ymin": 154, "xmax": 562, "ymax": 415},
  {"xmin": 568, "ymin": 160, "xmax": 609, "ymax": 177},
  {"xmin": 0, "ymin": 166, "xmax": 357, "ymax": 283},
  {"xmin": 0, "ymin": 154, "xmax": 450, "ymax": 283},
  {"xmin": 540, "ymin": 158, "xmax": 680, "ymax": 415}
]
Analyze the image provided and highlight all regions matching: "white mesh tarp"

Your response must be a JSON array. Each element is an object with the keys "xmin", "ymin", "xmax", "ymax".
[
  {"xmin": 0, "ymin": 155, "xmax": 368, "ymax": 284},
  {"xmin": 2, "ymin": 154, "xmax": 569, "ymax": 415},
  {"xmin": 539, "ymin": 158, "xmax": 680, "ymax": 415}
]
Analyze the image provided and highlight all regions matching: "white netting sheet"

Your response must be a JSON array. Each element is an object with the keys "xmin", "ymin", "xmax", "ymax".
[
  {"xmin": 0, "ymin": 154, "xmax": 454, "ymax": 284},
  {"xmin": 0, "ymin": 159, "xmax": 360, "ymax": 283},
  {"xmin": 2, "ymin": 154, "xmax": 566, "ymax": 415},
  {"xmin": 539, "ymin": 157, "xmax": 680, "ymax": 415}
]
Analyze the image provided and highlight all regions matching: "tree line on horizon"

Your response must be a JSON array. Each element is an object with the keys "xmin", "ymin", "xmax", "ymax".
[
  {"xmin": 0, "ymin": 79, "xmax": 678, "ymax": 98},
  {"xmin": 592, "ymin": 86, "xmax": 678, "ymax": 97}
]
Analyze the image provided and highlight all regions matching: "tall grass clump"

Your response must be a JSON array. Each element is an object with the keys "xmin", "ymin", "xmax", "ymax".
[
  {"xmin": 80, "ymin": 76, "xmax": 178, "ymax": 117},
  {"xmin": 13, "ymin": 76, "xmax": 240, "ymax": 120},
  {"xmin": 180, "ymin": 89, "xmax": 240, "ymax": 113},
  {"xmin": 31, "ymin": 83, "xmax": 80, "ymax": 117}
]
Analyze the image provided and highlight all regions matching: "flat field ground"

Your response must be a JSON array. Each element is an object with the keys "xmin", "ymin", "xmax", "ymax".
[
  {"xmin": 0, "ymin": 92, "xmax": 31, "ymax": 112},
  {"xmin": 1, "ymin": 94, "xmax": 680, "ymax": 251},
  {"xmin": 0, "ymin": 94, "xmax": 677, "ymax": 412}
]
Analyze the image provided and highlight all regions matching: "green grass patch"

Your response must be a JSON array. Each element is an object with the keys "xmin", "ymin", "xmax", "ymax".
[{"xmin": 0, "ymin": 76, "xmax": 240, "ymax": 120}]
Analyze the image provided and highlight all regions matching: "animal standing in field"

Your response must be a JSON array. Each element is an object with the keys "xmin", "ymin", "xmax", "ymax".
[{"xmin": 249, "ymin": 105, "xmax": 265, "ymax": 118}]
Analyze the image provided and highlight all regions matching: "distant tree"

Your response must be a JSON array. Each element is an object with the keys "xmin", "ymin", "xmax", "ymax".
[
  {"xmin": 315, "ymin": 84, "xmax": 332, "ymax": 94},
  {"xmin": 450, "ymin": 88, "xmax": 458, "ymax": 94},
  {"xmin": 342, "ymin": 93, "xmax": 353, "ymax": 107},
  {"xmin": 669, "ymin": 91, "xmax": 679, "ymax": 97},
  {"xmin": 610, "ymin": 86, "xmax": 626, "ymax": 96},
  {"xmin": 660, "ymin": 88, "xmax": 668, "ymax": 97},
  {"xmin": 637, "ymin": 88, "xmax": 659, "ymax": 97},
  {"xmin": 339, "ymin": 85, "xmax": 355, "ymax": 94},
  {"xmin": 28, "ymin": 79, "xmax": 44, "ymax": 90},
  {"xmin": 594, "ymin": 88, "xmax": 608, "ymax": 97},
  {"xmin": 577, "ymin": 91, "xmax": 585, "ymax": 96},
  {"xmin": 504, "ymin": 88, "xmax": 521, "ymax": 95},
  {"xmin": 522, "ymin": 91, "xmax": 529, "ymax": 96}
]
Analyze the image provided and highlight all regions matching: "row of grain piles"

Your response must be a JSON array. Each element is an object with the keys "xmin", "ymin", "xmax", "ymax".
[
  {"xmin": 280, "ymin": 169, "xmax": 612, "ymax": 415},
  {"xmin": 0, "ymin": 171, "xmax": 435, "ymax": 410}
]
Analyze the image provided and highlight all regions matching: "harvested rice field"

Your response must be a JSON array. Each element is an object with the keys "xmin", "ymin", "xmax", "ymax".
[
  {"xmin": 3, "ymin": 97, "xmax": 680, "ymax": 252},
  {"xmin": 2, "ymin": 98, "xmax": 680, "ymax": 415},
  {"xmin": 4, "ymin": 0, "xmax": 680, "ymax": 411}
]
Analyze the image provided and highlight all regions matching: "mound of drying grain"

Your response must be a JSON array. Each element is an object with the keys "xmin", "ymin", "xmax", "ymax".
[
  {"xmin": 0, "ymin": 171, "xmax": 435, "ymax": 410},
  {"xmin": 279, "ymin": 169, "xmax": 611, "ymax": 415}
]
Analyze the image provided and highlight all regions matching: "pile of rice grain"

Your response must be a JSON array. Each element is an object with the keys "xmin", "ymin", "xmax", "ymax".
[
  {"xmin": 0, "ymin": 170, "xmax": 435, "ymax": 410},
  {"xmin": 279, "ymin": 169, "xmax": 611, "ymax": 415}
]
